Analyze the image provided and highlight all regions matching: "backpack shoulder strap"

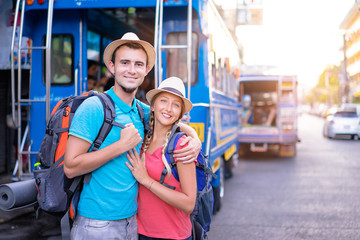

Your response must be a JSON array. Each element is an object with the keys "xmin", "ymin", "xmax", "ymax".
[
  {"xmin": 83, "ymin": 92, "xmax": 126, "ymax": 184},
  {"xmin": 92, "ymin": 92, "xmax": 125, "ymax": 151},
  {"xmin": 159, "ymin": 124, "xmax": 186, "ymax": 188},
  {"xmin": 135, "ymin": 101, "xmax": 150, "ymax": 134}
]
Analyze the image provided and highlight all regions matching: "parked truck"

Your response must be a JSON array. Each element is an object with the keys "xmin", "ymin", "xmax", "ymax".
[{"xmin": 238, "ymin": 75, "xmax": 298, "ymax": 157}]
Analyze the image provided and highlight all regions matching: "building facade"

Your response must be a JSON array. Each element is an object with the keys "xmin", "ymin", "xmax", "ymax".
[{"xmin": 340, "ymin": 1, "xmax": 360, "ymax": 102}]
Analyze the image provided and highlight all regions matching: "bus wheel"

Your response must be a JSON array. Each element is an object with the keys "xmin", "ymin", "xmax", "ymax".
[
  {"xmin": 213, "ymin": 157, "xmax": 225, "ymax": 214},
  {"xmin": 224, "ymin": 157, "xmax": 234, "ymax": 179},
  {"xmin": 238, "ymin": 144, "xmax": 249, "ymax": 157}
]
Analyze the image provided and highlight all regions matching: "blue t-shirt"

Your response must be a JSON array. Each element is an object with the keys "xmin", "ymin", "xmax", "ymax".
[{"xmin": 69, "ymin": 87, "xmax": 150, "ymax": 220}]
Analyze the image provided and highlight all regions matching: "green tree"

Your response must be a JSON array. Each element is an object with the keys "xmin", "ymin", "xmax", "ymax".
[{"xmin": 305, "ymin": 65, "xmax": 340, "ymax": 105}]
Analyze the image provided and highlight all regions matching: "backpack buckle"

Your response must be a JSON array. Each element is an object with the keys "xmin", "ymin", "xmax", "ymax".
[
  {"xmin": 63, "ymin": 108, "xmax": 70, "ymax": 117},
  {"xmin": 45, "ymin": 128, "xmax": 54, "ymax": 136},
  {"xmin": 104, "ymin": 117, "xmax": 113, "ymax": 124}
]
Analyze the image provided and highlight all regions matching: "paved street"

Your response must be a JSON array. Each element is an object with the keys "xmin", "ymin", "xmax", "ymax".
[{"xmin": 208, "ymin": 113, "xmax": 360, "ymax": 240}]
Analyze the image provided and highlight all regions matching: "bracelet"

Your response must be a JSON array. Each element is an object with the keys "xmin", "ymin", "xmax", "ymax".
[{"xmin": 148, "ymin": 180, "xmax": 155, "ymax": 191}]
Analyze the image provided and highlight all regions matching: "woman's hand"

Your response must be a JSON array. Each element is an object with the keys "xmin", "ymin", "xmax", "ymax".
[
  {"xmin": 126, "ymin": 148, "xmax": 153, "ymax": 187},
  {"xmin": 173, "ymin": 136, "xmax": 201, "ymax": 164}
]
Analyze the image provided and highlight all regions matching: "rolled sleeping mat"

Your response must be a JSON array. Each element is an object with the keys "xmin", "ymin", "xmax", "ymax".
[{"xmin": 0, "ymin": 179, "xmax": 38, "ymax": 210}]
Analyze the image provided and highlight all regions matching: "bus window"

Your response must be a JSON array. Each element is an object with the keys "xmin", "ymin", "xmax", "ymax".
[
  {"xmin": 101, "ymin": 37, "xmax": 114, "ymax": 73},
  {"xmin": 222, "ymin": 65, "xmax": 227, "ymax": 93},
  {"xmin": 102, "ymin": 37, "xmax": 113, "ymax": 55},
  {"xmin": 210, "ymin": 63, "xmax": 216, "ymax": 88},
  {"xmin": 215, "ymin": 59, "xmax": 222, "ymax": 90},
  {"xmin": 87, "ymin": 30, "xmax": 101, "ymax": 62},
  {"xmin": 229, "ymin": 73, "xmax": 237, "ymax": 98},
  {"xmin": 166, "ymin": 32, "xmax": 198, "ymax": 85},
  {"xmin": 43, "ymin": 34, "xmax": 74, "ymax": 85}
]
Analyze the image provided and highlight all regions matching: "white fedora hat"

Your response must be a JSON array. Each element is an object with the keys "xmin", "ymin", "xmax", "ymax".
[
  {"xmin": 146, "ymin": 77, "xmax": 193, "ymax": 114},
  {"xmin": 103, "ymin": 32, "xmax": 156, "ymax": 70}
]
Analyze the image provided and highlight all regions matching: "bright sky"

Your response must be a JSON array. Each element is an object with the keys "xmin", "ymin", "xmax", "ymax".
[{"xmin": 220, "ymin": 0, "xmax": 355, "ymax": 91}]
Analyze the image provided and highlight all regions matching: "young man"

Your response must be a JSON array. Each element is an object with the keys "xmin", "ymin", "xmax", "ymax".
[{"xmin": 64, "ymin": 33, "xmax": 201, "ymax": 240}]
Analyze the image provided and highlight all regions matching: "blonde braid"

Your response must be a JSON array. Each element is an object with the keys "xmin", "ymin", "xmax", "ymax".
[
  {"xmin": 141, "ymin": 111, "xmax": 155, "ymax": 162},
  {"xmin": 161, "ymin": 130, "xmax": 172, "ymax": 178},
  {"xmin": 146, "ymin": 92, "xmax": 185, "ymax": 178}
]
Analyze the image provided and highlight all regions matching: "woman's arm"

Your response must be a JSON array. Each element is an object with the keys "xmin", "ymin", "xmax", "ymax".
[{"xmin": 126, "ymin": 148, "xmax": 197, "ymax": 214}]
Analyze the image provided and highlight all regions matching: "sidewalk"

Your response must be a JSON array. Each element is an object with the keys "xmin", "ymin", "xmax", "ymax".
[
  {"xmin": 0, "ymin": 173, "xmax": 61, "ymax": 239},
  {"xmin": 0, "ymin": 172, "xmax": 12, "ymax": 184}
]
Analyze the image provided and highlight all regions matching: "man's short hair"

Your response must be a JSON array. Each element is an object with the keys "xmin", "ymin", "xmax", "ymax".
[{"xmin": 111, "ymin": 42, "xmax": 148, "ymax": 67}]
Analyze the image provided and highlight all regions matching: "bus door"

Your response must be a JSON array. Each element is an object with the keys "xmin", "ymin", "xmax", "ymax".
[
  {"xmin": 11, "ymin": 3, "xmax": 85, "ymax": 178},
  {"xmin": 28, "ymin": 9, "xmax": 85, "ymax": 169}
]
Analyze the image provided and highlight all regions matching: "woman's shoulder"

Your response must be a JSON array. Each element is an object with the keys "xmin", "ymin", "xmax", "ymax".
[{"xmin": 174, "ymin": 134, "xmax": 188, "ymax": 151}]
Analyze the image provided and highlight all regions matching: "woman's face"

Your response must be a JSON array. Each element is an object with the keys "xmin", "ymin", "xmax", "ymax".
[{"xmin": 152, "ymin": 92, "xmax": 183, "ymax": 128}]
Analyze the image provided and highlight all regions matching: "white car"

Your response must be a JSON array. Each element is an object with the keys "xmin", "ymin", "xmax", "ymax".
[{"xmin": 323, "ymin": 110, "xmax": 360, "ymax": 140}]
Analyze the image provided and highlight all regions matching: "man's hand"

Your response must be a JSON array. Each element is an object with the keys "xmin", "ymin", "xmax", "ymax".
[
  {"xmin": 173, "ymin": 136, "xmax": 201, "ymax": 164},
  {"xmin": 117, "ymin": 123, "xmax": 142, "ymax": 151}
]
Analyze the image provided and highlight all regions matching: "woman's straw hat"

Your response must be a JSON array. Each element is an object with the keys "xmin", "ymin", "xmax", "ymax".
[{"xmin": 146, "ymin": 77, "xmax": 193, "ymax": 114}]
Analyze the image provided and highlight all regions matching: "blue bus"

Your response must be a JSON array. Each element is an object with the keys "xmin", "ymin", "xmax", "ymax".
[{"xmin": 9, "ymin": 0, "xmax": 241, "ymax": 212}]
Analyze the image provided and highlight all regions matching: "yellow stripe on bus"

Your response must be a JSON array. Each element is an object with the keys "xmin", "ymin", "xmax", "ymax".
[
  {"xmin": 189, "ymin": 123, "xmax": 204, "ymax": 143},
  {"xmin": 224, "ymin": 144, "xmax": 236, "ymax": 161},
  {"xmin": 212, "ymin": 157, "xmax": 220, "ymax": 173}
]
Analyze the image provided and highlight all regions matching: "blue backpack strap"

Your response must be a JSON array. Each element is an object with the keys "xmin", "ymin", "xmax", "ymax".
[
  {"xmin": 196, "ymin": 152, "xmax": 217, "ymax": 179},
  {"xmin": 159, "ymin": 124, "xmax": 186, "ymax": 189},
  {"xmin": 166, "ymin": 131, "xmax": 186, "ymax": 181}
]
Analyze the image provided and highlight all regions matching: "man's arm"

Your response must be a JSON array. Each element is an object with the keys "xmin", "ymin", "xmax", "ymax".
[
  {"xmin": 174, "ymin": 122, "xmax": 202, "ymax": 162},
  {"xmin": 64, "ymin": 124, "xmax": 141, "ymax": 178},
  {"xmin": 178, "ymin": 122, "xmax": 198, "ymax": 139}
]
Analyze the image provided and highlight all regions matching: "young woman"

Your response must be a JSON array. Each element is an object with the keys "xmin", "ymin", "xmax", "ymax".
[{"xmin": 126, "ymin": 76, "xmax": 197, "ymax": 240}]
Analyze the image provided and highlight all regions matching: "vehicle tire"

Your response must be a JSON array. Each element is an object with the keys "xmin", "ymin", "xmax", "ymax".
[
  {"xmin": 293, "ymin": 143, "xmax": 297, "ymax": 157},
  {"xmin": 213, "ymin": 158, "xmax": 225, "ymax": 214},
  {"xmin": 353, "ymin": 135, "xmax": 359, "ymax": 141},
  {"xmin": 212, "ymin": 186, "xmax": 221, "ymax": 214},
  {"xmin": 224, "ymin": 156, "xmax": 234, "ymax": 179},
  {"xmin": 239, "ymin": 143, "xmax": 250, "ymax": 157}
]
